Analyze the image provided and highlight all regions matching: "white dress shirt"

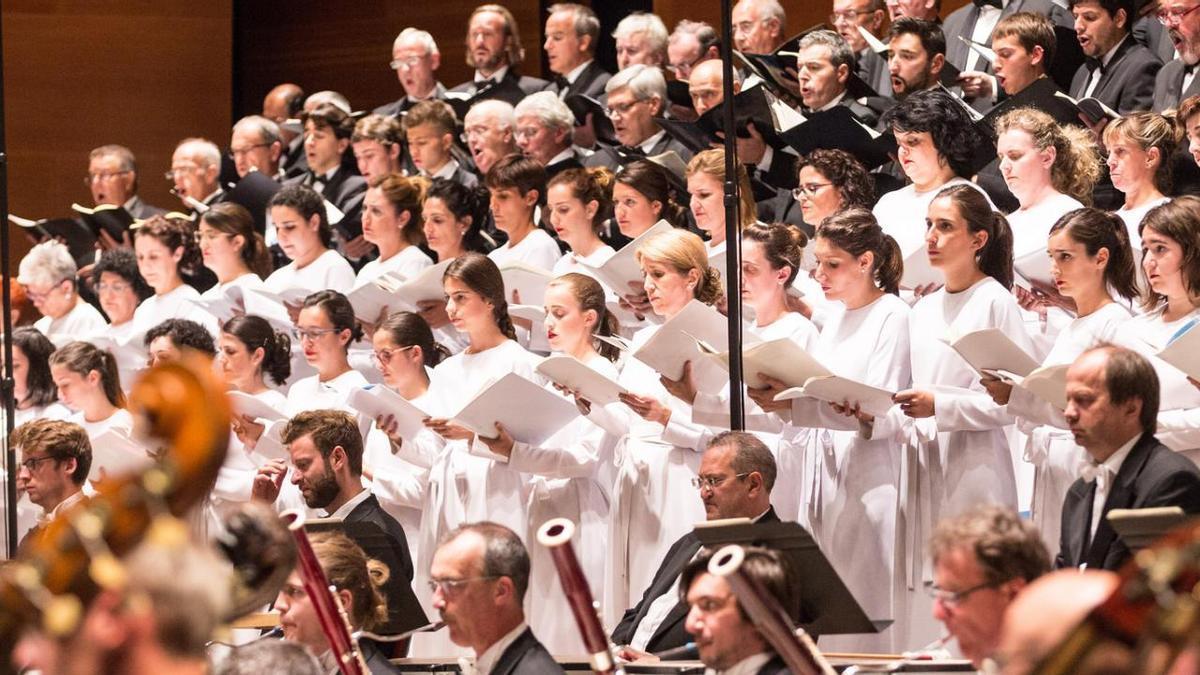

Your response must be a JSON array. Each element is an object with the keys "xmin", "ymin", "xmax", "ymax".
[
  {"xmin": 1086, "ymin": 433, "xmax": 1140, "ymax": 539},
  {"xmin": 474, "ymin": 621, "xmax": 528, "ymax": 675},
  {"xmin": 965, "ymin": 2, "xmax": 1005, "ymax": 73}
]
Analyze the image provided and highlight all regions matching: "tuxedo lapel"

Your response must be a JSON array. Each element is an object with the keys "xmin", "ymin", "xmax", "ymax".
[{"xmin": 1084, "ymin": 437, "xmax": 1154, "ymax": 568}]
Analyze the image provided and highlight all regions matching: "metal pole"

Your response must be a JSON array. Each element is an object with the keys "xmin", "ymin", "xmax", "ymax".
[
  {"xmin": 0, "ymin": 6, "xmax": 16, "ymax": 557},
  {"xmin": 719, "ymin": 0, "xmax": 745, "ymax": 430}
]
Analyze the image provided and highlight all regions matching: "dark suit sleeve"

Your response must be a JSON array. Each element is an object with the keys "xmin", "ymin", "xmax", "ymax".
[
  {"xmin": 610, "ymin": 536, "xmax": 688, "ymax": 645},
  {"xmin": 1117, "ymin": 53, "xmax": 1162, "ymax": 114},
  {"xmin": 1142, "ymin": 464, "xmax": 1200, "ymax": 514}
]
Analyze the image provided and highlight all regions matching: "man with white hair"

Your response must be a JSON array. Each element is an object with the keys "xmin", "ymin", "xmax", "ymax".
[
  {"xmin": 169, "ymin": 137, "xmax": 225, "ymax": 214},
  {"xmin": 514, "ymin": 92, "xmax": 582, "ymax": 175},
  {"xmin": 464, "ymin": 99, "xmax": 519, "ymax": 176},
  {"xmin": 374, "ymin": 28, "xmax": 447, "ymax": 118},
  {"xmin": 614, "ymin": 12, "xmax": 669, "ymax": 70},
  {"xmin": 668, "ymin": 20, "xmax": 720, "ymax": 82},
  {"xmin": 731, "ymin": 0, "xmax": 787, "ymax": 55},
  {"xmin": 450, "ymin": 4, "xmax": 550, "ymax": 106},
  {"xmin": 584, "ymin": 64, "xmax": 694, "ymax": 168},
  {"xmin": 230, "ymin": 115, "xmax": 283, "ymax": 179},
  {"xmin": 544, "ymin": 3, "xmax": 610, "ymax": 100}
]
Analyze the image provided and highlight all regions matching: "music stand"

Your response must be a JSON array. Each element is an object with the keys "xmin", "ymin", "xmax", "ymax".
[
  {"xmin": 693, "ymin": 520, "xmax": 889, "ymax": 636},
  {"xmin": 1107, "ymin": 507, "xmax": 1198, "ymax": 552}
]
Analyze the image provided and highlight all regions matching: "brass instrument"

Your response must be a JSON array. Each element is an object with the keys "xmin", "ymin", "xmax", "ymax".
[
  {"xmin": 281, "ymin": 509, "xmax": 368, "ymax": 675},
  {"xmin": 708, "ymin": 544, "xmax": 837, "ymax": 675},
  {"xmin": 537, "ymin": 518, "xmax": 624, "ymax": 675},
  {"xmin": 0, "ymin": 357, "xmax": 232, "ymax": 674}
]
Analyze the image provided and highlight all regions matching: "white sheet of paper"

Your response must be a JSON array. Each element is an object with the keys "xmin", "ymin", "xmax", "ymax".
[
  {"xmin": 535, "ymin": 355, "xmax": 628, "ymax": 406},
  {"xmin": 1157, "ymin": 319, "xmax": 1200, "ymax": 380},
  {"xmin": 900, "ymin": 246, "xmax": 942, "ymax": 290},
  {"xmin": 240, "ymin": 288, "xmax": 294, "ymax": 330},
  {"xmin": 89, "ymin": 429, "xmax": 152, "ymax": 481},
  {"xmin": 88, "ymin": 327, "xmax": 150, "ymax": 365},
  {"xmin": 498, "ymin": 261, "xmax": 554, "ymax": 307},
  {"xmin": 633, "ymin": 300, "xmax": 731, "ymax": 390},
  {"xmin": 986, "ymin": 364, "xmax": 1069, "ymax": 411},
  {"xmin": 347, "ymin": 272, "xmax": 406, "ymax": 324},
  {"xmin": 392, "ymin": 259, "xmax": 454, "ymax": 310},
  {"xmin": 707, "ymin": 337, "xmax": 831, "ymax": 390},
  {"xmin": 579, "ymin": 220, "xmax": 674, "ymax": 296},
  {"xmin": 346, "ymin": 386, "xmax": 429, "ymax": 441},
  {"xmin": 227, "ymin": 391, "xmax": 289, "ymax": 423},
  {"xmin": 949, "ymin": 328, "xmax": 1041, "ymax": 377},
  {"xmin": 776, "ymin": 375, "xmax": 897, "ymax": 418},
  {"xmin": 1013, "ymin": 248, "xmax": 1053, "ymax": 291},
  {"xmin": 451, "ymin": 372, "xmax": 578, "ymax": 445},
  {"xmin": 250, "ymin": 287, "xmax": 311, "ymax": 307}
]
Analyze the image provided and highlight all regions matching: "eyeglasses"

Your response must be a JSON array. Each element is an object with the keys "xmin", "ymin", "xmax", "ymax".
[
  {"xmin": 230, "ymin": 143, "xmax": 270, "ymax": 158},
  {"xmin": 927, "ymin": 580, "xmax": 1002, "ymax": 607},
  {"xmin": 95, "ymin": 281, "xmax": 132, "ymax": 294},
  {"xmin": 667, "ymin": 55, "xmax": 704, "ymax": 77},
  {"xmin": 194, "ymin": 230, "xmax": 234, "ymax": 244},
  {"xmin": 24, "ymin": 280, "xmax": 70, "ymax": 303},
  {"xmin": 513, "ymin": 126, "xmax": 543, "ymax": 140},
  {"xmin": 390, "ymin": 56, "xmax": 426, "ymax": 70},
  {"xmin": 1158, "ymin": 3, "xmax": 1200, "ymax": 25},
  {"xmin": 164, "ymin": 165, "xmax": 202, "ymax": 180},
  {"xmin": 605, "ymin": 99, "xmax": 644, "ymax": 119},
  {"xmin": 792, "ymin": 183, "xmax": 833, "ymax": 199},
  {"xmin": 292, "ymin": 327, "xmax": 342, "ymax": 342},
  {"xmin": 830, "ymin": 9, "xmax": 876, "ymax": 23},
  {"xmin": 690, "ymin": 473, "xmax": 750, "ymax": 491},
  {"xmin": 19, "ymin": 456, "xmax": 57, "ymax": 473},
  {"xmin": 427, "ymin": 576, "xmax": 499, "ymax": 595},
  {"xmin": 373, "ymin": 345, "xmax": 417, "ymax": 365},
  {"xmin": 733, "ymin": 19, "xmax": 765, "ymax": 35},
  {"xmin": 83, "ymin": 170, "xmax": 131, "ymax": 186}
]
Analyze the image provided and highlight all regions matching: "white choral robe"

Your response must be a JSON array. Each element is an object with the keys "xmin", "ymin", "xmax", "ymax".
[
  {"xmin": 509, "ymin": 352, "xmax": 618, "ymax": 655},
  {"xmin": 133, "ymin": 283, "xmax": 219, "ymax": 335},
  {"xmin": 354, "ymin": 245, "xmax": 433, "ymax": 288},
  {"xmin": 487, "ymin": 227, "xmax": 563, "ymax": 271},
  {"xmin": 869, "ymin": 276, "xmax": 1032, "ymax": 650},
  {"xmin": 35, "ymin": 300, "xmax": 107, "ymax": 347},
  {"xmin": 785, "ymin": 293, "xmax": 911, "ymax": 654},
  {"xmin": 1114, "ymin": 196, "xmax": 1170, "ymax": 253},
  {"xmin": 264, "ymin": 248, "xmax": 356, "ymax": 295},
  {"xmin": 1006, "ymin": 302, "xmax": 1130, "ymax": 556},
  {"xmin": 364, "ymin": 386, "xmax": 433, "ymax": 578}
]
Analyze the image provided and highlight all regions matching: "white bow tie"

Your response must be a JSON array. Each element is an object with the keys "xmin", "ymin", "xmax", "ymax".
[
  {"xmin": 1079, "ymin": 460, "xmax": 1115, "ymax": 493},
  {"xmin": 458, "ymin": 656, "xmax": 477, "ymax": 675}
]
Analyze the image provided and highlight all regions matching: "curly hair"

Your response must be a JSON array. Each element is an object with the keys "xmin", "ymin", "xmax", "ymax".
[
  {"xmin": 994, "ymin": 107, "xmax": 1102, "ymax": 205},
  {"xmin": 133, "ymin": 214, "xmax": 204, "ymax": 281},
  {"xmin": 881, "ymin": 88, "xmax": 983, "ymax": 180},
  {"xmin": 796, "ymin": 149, "xmax": 875, "ymax": 211}
]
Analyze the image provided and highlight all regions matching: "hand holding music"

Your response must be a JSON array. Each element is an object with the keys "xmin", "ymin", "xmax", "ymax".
[
  {"xmin": 659, "ymin": 360, "xmax": 698, "ymax": 404},
  {"xmin": 894, "ymin": 389, "xmax": 935, "ymax": 418},
  {"xmin": 479, "ymin": 422, "xmax": 515, "ymax": 459},
  {"xmin": 746, "ymin": 374, "xmax": 792, "ymax": 413},
  {"xmin": 619, "ymin": 392, "xmax": 671, "ymax": 425}
]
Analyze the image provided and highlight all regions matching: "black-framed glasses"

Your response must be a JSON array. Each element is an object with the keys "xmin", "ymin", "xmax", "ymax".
[
  {"xmin": 19, "ymin": 456, "xmax": 57, "ymax": 473},
  {"xmin": 792, "ymin": 183, "xmax": 833, "ymax": 199},
  {"xmin": 427, "ymin": 576, "xmax": 499, "ymax": 595},
  {"xmin": 690, "ymin": 472, "xmax": 750, "ymax": 491},
  {"xmin": 1158, "ymin": 3, "xmax": 1200, "ymax": 25},
  {"xmin": 927, "ymin": 580, "xmax": 1002, "ymax": 607},
  {"xmin": 292, "ymin": 327, "xmax": 342, "ymax": 342}
]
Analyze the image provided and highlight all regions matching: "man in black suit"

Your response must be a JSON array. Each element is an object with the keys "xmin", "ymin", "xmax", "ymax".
[
  {"xmin": 679, "ymin": 546, "xmax": 799, "ymax": 675},
  {"xmin": 1057, "ymin": 345, "xmax": 1200, "ymax": 571},
  {"xmin": 262, "ymin": 83, "xmax": 307, "ymax": 180},
  {"xmin": 612, "ymin": 431, "xmax": 780, "ymax": 660},
  {"xmin": 430, "ymin": 522, "xmax": 564, "ymax": 675},
  {"xmin": 252, "ymin": 409, "xmax": 415, "ymax": 583},
  {"xmin": 514, "ymin": 92, "xmax": 583, "ymax": 177},
  {"xmin": 449, "ymin": 5, "xmax": 550, "ymax": 107},
  {"xmin": 1152, "ymin": 0, "xmax": 1200, "ymax": 111},
  {"xmin": 797, "ymin": 30, "xmax": 882, "ymax": 125},
  {"xmin": 1067, "ymin": 0, "xmax": 1160, "ymax": 115},
  {"xmin": 667, "ymin": 19, "xmax": 720, "ymax": 83},
  {"xmin": 584, "ymin": 65, "xmax": 695, "ymax": 169},
  {"xmin": 284, "ymin": 103, "xmax": 368, "ymax": 260},
  {"xmin": 546, "ymin": 3, "xmax": 610, "ymax": 101},
  {"xmin": 373, "ymin": 28, "xmax": 448, "ymax": 119},
  {"xmin": 833, "ymin": 0, "xmax": 893, "ymax": 97}
]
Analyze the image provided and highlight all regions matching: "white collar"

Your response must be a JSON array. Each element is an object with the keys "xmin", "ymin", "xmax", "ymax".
[
  {"xmin": 1099, "ymin": 432, "xmax": 1140, "ymax": 477},
  {"xmin": 428, "ymin": 158, "xmax": 460, "ymax": 180},
  {"xmin": 323, "ymin": 486, "xmax": 371, "ymax": 519},
  {"xmin": 815, "ymin": 91, "xmax": 847, "ymax": 113},
  {"xmin": 547, "ymin": 147, "xmax": 576, "ymax": 165},
  {"xmin": 474, "ymin": 621, "xmax": 528, "ymax": 675},
  {"xmin": 706, "ymin": 652, "xmax": 774, "ymax": 675},
  {"xmin": 476, "ymin": 65, "xmax": 510, "ymax": 84},
  {"xmin": 565, "ymin": 59, "xmax": 592, "ymax": 84},
  {"xmin": 638, "ymin": 129, "xmax": 667, "ymax": 154}
]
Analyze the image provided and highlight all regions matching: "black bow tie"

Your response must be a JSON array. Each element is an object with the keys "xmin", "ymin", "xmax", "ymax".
[
  {"xmin": 553, "ymin": 75, "xmax": 570, "ymax": 91},
  {"xmin": 1085, "ymin": 57, "xmax": 1104, "ymax": 74},
  {"xmin": 617, "ymin": 145, "xmax": 646, "ymax": 159},
  {"xmin": 973, "ymin": 0, "xmax": 1003, "ymax": 8}
]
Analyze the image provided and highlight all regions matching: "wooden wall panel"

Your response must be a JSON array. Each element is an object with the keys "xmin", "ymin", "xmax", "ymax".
[
  {"xmin": 3, "ymin": 1, "xmax": 233, "ymax": 242},
  {"xmin": 234, "ymin": 1, "xmax": 546, "ymax": 118}
]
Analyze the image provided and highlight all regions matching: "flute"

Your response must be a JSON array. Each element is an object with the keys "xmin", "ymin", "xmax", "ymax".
[
  {"xmin": 281, "ymin": 510, "xmax": 368, "ymax": 675},
  {"xmin": 537, "ymin": 518, "xmax": 626, "ymax": 675},
  {"xmin": 708, "ymin": 545, "xmax": 836, "ymax": 675}
]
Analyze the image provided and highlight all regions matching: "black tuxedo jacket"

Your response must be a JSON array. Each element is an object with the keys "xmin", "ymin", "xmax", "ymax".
[
  {"xmin": 285, "ymin": 166, "xmax": 367, "ymax": 239},
  {"xmin": 491, "ymin": 627, "xmax": 564, "ymax": 675},
  {"xmin": 1056, "ymin": 433, "xmax": 1200, "ymax": 571},
  {"xmin": 450, "ymin": 69, "xmax": 550, "ymax": 107},
  {"xmin": 611, "ymin": 508, "xmax": 782, "ymax": 655},
  {"xmin": 944, "ymin": 0, "xmax": 1076, "ymax": 90},
  {"xmin": 757, "ymin": 655, "xmax": 790, "ymax": 674},
  {"xmin": 583, "ymin": 132, "xmax": 696, "ymax": 169},
  {"xmin": 1068, "ymin": 36, "xmax": 1160, "ymax": 115},
  {"xmin": 280, "ymin": 136, "xmax": 308, "ymax": 181},
  {"xmin": 345, "ymin": 493, "xmax": 415, "ymax": 582},
  {"xmin": 1153, "ymin": 58, "xmax": 1200, "ymax": 112},
  {"xmin": 373, "ymin": 83, "xmax": 448, "ymax": 119},
  {"xmin": 546, "ymin": 154, "xmax": 584, "ymax": 178},
  {"xmin": 361, "ymin": 638, "xmax": 403, "ymax": 674},
  {"xmin": 857, "ymin": 47, "xmax": 891, "ymax": 99},
  {"xmin": 553, "ymin": 61, "xmax": 611, "ymax": 101}
]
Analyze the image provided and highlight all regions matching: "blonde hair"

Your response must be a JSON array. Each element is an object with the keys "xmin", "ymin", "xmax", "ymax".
[
  {"xmin": 635, "ymin": 228, "xmax": 723, "ymax": 305},
  {"xmin": 686, "ymin": 148, "xmax": 756, "ymax": 230},
  {"xmin": 310, "ymin": 531, "xmax": 389, "ymax": 631},
  {"xmin": 994, "ymin": 107, "xmax": 1101, "ymax": 205},
  {"xmin": 1102, "ymin": 112, "xmax": 1182, "ymax": 194}
]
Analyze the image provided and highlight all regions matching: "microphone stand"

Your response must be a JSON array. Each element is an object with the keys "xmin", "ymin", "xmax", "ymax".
[
  {"xmin": 0, "ymin": 8, "xmax": 17, "ymax": 558},
  {"xmin": 719, "ymin": 0, "xmax": 745, "ymax": 431}
]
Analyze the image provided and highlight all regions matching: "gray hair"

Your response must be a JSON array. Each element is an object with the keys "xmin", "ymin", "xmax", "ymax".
[
  {"xmin": 798, "ymin": 29, "xmax": 856, "ymax": 72},
  {"xmin": 465, "ymin": 99, "xmax": 516, "ymax": 131},
  {"xmin": 232, "ymin": 115, "xmax": 282, "ymax": 146},
  {"xmin": 606, "ymin": 63, "xmax": 668, "ymax": 103},
  {"xmin": 304, "ymin": 90, "xmax": 352, "ymax": 115},
  {"xmin": 707, "ymin": 430, "xmax": 778, "ymax": 491},
  {"xmin": 215, "ymin": 640, "xmax": 323, "ymax": 675},
  {"xmin": 174, "ymin": 137, "xmax": 222, "ymax": 170},
  {"xmin": 548, "ymin": 3, "xmax": 600, "ymax": 46},
  {"xmin": 670, "ymin": 19, "xmax": 718, "ymax": 50},
  {"xmin": 89, "ymin": 144, "xmax": 136, "ymax": 173},
  {"xmin": 18, "ymin": 240, "xmax": 77, "ymax": 288},
  {"xmin": 514, "ymin": 91, "xmax": 575, "ymax": 132},
  {"xmin": 440, "ymin": 521, "xmax": 531, "ymax": 602},
  {"xmin": 394, "ymin": 27, "xmax": 439, "ymax": 56},
  {"xmin": 124, "ymin": 540, "xmax": 231, "ymax": 659},
  {"xmin": 613, "ymin": 12, "xmax": 669, "ymax": 60},
  {"xmin": 737, "ymin": 0, "xmax": 787, "ymax": 26}
]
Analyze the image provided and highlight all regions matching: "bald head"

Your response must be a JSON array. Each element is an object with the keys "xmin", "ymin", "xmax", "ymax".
[
  {"xmin": 264, "ymin": 83, "xmax": 304, "ymax": 143},
  {"xmin": 996, "ymin": 570, "xmax": 1124, "ymax": 674},
  {"xmin": 689, "ymin": 59, "xmax": 735, "ymax": 116}
]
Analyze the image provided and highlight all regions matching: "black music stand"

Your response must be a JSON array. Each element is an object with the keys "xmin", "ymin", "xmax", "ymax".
[{"xmin": 694, "ymin": 520, "xmax": 889, "ymax": 636}]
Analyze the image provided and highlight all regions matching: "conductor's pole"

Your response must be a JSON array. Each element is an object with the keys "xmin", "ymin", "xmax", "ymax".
[
  {"xmin": 719, "ymin": 0, "xmax": 745, "ymax": 430},
  {"xmin": 0, "ymin": 6, "xmax": 16, "ymax": 558}
]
